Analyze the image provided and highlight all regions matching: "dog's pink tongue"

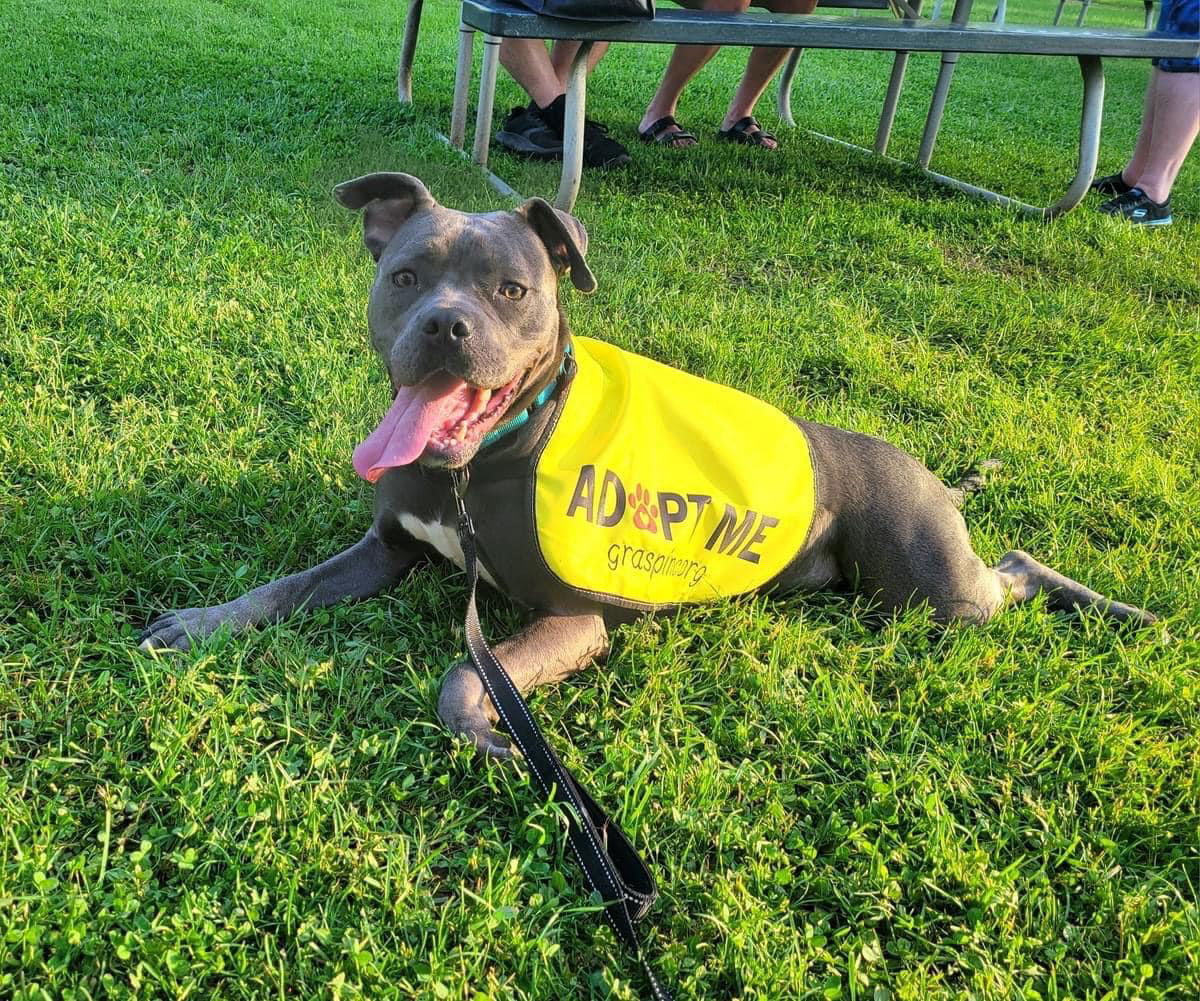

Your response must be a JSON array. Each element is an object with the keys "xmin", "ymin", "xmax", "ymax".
[{"xmin": 353, "ymin": 373, "xmax": 471, "ymax": 482}]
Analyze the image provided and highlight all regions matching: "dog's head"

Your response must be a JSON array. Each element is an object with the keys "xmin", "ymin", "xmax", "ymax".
[{"xmin": 334, "ymin": 172, "xmax": 594, "ymax": 477}]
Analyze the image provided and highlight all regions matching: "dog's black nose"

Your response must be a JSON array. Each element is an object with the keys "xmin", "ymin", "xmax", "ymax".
[{"xmin": 423, "ymin": 310, "xmax": 471, "ymax": 341}]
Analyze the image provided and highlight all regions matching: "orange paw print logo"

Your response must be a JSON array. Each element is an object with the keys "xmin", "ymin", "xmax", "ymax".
[{"xmin": 631, "ymin": 484, "xmax": 658, "ymax": 534}]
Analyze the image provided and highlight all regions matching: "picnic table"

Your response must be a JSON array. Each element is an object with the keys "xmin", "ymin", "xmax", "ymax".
[{"xmin": 399, "ymin": 0, "xmax": 1197, "ymax": 218}]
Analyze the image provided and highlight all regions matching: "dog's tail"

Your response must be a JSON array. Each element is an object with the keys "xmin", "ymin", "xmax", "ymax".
[{"xmin": 948, "ymin": 459, "xmax": 1002, "ymax": 508}]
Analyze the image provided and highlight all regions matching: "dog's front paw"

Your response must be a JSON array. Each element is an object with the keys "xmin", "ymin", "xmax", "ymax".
[
  {"xmin": 437, "ymin": 663, "xmax": 515, "ymax": 760},
  {"xmin": 139, "ymin": 605, "xmax": 231, "ymax": 653}
]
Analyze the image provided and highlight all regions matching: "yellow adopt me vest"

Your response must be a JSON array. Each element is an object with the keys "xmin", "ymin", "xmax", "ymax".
[{"xmin": 533, "ymin": 337, "xmax": 816, "ymax": 610}]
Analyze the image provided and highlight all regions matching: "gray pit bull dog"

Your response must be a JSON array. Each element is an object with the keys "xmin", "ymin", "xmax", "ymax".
[{"xmin": 141, "ymin": 172, "xmax": 1156, "ymax": 757}]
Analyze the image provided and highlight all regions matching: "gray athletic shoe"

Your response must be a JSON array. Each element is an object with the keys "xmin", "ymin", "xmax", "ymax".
[
  {"xmin": 534, "ymin": 94, "xmax": 630, "ymax": 169},
  {"xmin": 496, "ymin": 105, "xmax": 563, "ymax": 160},
  {"xmin": 1099, "ymin": 188, "xmax": 1173, "ymax": 227}
]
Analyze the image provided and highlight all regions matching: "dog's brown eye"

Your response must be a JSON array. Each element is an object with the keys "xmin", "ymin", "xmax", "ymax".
[
  {"xmin": 499, "ymin": 282, "xmax": 526, "ymax": 301},
  {"xmin": 393, "ymin": 269, "xmax": 417, "ymax": 289}
]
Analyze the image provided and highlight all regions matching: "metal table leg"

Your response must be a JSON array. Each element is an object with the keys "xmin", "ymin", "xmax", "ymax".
[
  {"xmin": 917, "ymin": 0, "xmax": 973, "ymax": 170},
  {"xmin": 1144, "ymin": 0, "xmax": 1155, "ymax": 29},
  {"xmin": 1053, "ymin": 0, "xmax": 1067, "ymax": 25},
  {"xmin": 450, "ymin": 21, "xmax": 475, "ymax": 149},
  {"xmin": 1043, "ymin": 54, "xmax": 1104, "ymax": 219},
  {"xmin": 1075, "ymin": 0, "xmax": 1091, "ymax": 27},
  {"xmin": 472, "ymin": 34, "xmax": 502, "ymax": 167},
  {"xmin": 917, "ymin": 52, "xmax": 957, "ymax": 168},
  {"xmin": 777, "ymin": 48, "xmax": 804, "ymax": 127},
  {"xmin": 556, "ymin": 41, "xmax": 594, "ymax": 212},
  {"xmin": 809, "ymin": 51, "xmax": 1102, "ymax": 219},
  {"xmin": 397, "ymin": 0, "xmax": 424, "ymax": 104},
  {"xmin": 913, "ymin": 54, "xmax": 1104, "ymax": 218},
  {"xmin": 875, "ymin": 53, "xmax": 910, "ymax": 154},
  {"xmin": 874, "ymin": 0, "xmax": 923, "ymax": 156}
]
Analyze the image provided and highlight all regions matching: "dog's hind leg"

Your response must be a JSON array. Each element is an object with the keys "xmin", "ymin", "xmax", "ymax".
[
  {"xmin": 438, "ymin": 612, "xmax": 609, "ymax": 759},
  {"xmin": 993, "ymin": 549, "xmax": 1157, "ymax": 627},
  {"xmin": 787, "ymin": 425, "xmax": 1156, "ymax": 630}
]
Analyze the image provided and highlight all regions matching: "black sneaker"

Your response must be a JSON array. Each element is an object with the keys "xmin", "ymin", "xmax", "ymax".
[
  {"xmin": 535, "ymin": 94, "xmax": 631, "ymax": 170},
  {"xmin": 496, "ymin": 104, "xmax": 563, "ymax": 160},
  {"xmin": 1091, "ymin": 172, "xmax": 1133, "ymax": 197},
  {"xmin": 580, "ymin": 118, "xmax": 631, "ymax": 169},
  {"xmin": 1098, "ymin": 188, "xmax": 1173, "ymax": 227}
]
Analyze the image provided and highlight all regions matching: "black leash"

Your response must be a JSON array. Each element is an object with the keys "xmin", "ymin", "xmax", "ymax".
[{"xmin": 450, "ymin": 467, "xmax": 672, "ymax": 1001}]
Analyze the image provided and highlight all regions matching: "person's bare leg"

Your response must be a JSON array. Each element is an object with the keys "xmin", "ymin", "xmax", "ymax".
[
  {"xmin": 1125, "ymin": 68, "xmax": 1200, "ymax": 202},
  {"xmin": 638, "ymin": 45, "xmax": 723, "ymax": 144},
  {"xmin": 1121, "ymin": 67, "xmax": 1161, "ymax": 184},
  {"xmin": 549, "ymin": 39, "xmax": 608, "ymax": 88},
  {"xmin": 500, "ymin": 39, "xmax": 611, "ymax": 110},
  {"xmin": 638, "ymin": 0, "xmax": 750, "ymax": 145},
  {"xmin": 499, "ymin": 38, "xmax": 563, "ymax": 108},
  {"xmin": 718, "ymin": 0, "xmax": 817, "ymax": 146},
  {"xmin": 718, "ymin": 49, "xmax": 793, "ymax": 146}
]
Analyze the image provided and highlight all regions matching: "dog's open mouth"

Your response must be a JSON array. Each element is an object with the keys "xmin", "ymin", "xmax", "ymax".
[{"xmin": 353, "ymin": 369, "xmax": 526, "ymax": 481}]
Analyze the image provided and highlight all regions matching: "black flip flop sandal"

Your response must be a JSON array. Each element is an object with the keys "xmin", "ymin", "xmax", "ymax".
[
  {"xmin": 717, "ymin": 116, "xmax": 778, "ymax": 149},
  {"xmin": 639, "ymin": 115, "xmax": 698, "ymax": 148}
]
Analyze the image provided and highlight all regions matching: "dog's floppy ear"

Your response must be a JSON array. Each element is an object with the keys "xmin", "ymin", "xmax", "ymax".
[
  {"xmin": 333, "ymin": 172, "xmax": 436, "ymax": 262},
  {"xmin": 515, "ymin": 198, "xmax": 597, "ymax": 294}
]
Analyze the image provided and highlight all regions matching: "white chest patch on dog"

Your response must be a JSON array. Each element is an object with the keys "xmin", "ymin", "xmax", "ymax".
[{"xmin": 399, "ymin": 514, "xmax": 498, "ymax": 587}]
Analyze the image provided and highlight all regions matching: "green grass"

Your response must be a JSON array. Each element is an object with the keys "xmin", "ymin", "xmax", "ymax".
[{"xmin": 2, "ymin": 0, "xmax": 1198, "ymax": 998}]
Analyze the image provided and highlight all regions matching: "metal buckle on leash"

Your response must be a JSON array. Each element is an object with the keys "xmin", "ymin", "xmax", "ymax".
[{"xmin": 450, "ymin": 465, "xmax": 473, "ymax": 537}]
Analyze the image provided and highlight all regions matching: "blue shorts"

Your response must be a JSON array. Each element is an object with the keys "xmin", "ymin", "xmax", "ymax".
[{"xmin": 1153, "ymin": 0, "xmax": 1200, "ymax": 72}]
